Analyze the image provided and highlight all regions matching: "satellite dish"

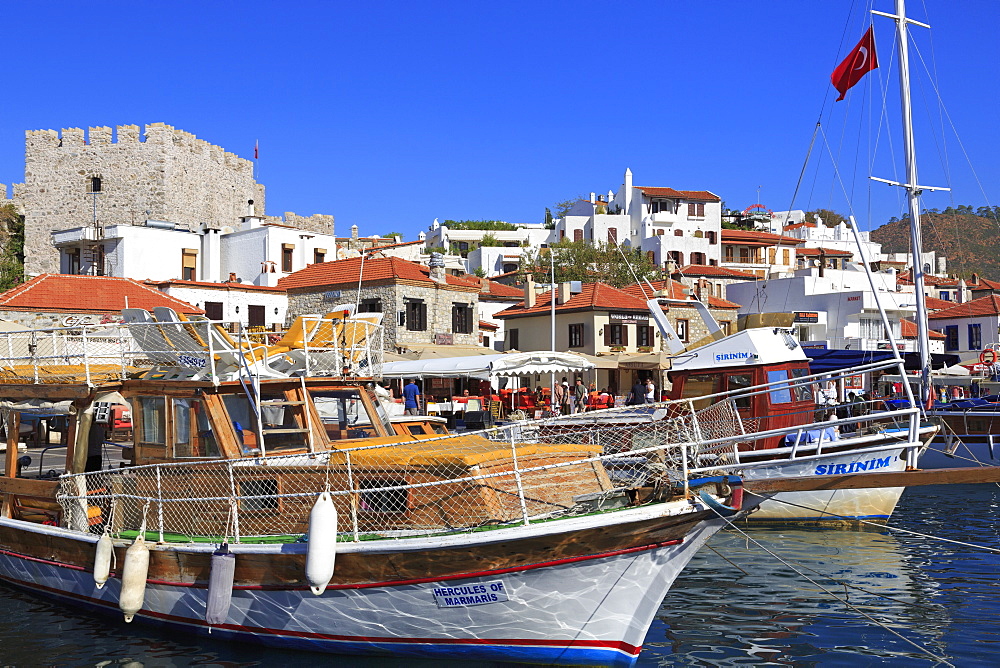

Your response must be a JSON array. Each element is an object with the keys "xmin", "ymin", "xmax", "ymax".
[
  {"xmin": 336, "ymin": 248, "xmax": 349, "ymax": 260},
  {"xmin": 345, "ymin": 249, "xmax": 361, "ymax": 259}
]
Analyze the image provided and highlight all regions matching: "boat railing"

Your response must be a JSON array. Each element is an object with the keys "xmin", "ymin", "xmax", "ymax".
[
  {"xmin": 55, "ymin": 386, "xmax": 922, "ymax": 543},
  {"xmin": 0, "ymin": 315, "xmax": 384, "ymax": 385}
]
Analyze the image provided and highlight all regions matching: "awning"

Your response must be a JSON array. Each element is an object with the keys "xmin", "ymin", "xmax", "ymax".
[
  {"xmin": 806, "ymin": 349, "xmax": 960, "ymax": 374},
  {"xmin": 381, "ymin": 351, "xmax": 595, "ymax": 380},
  {"xmin": 397, "ymin": 343, "xmax": 497, "ymax": 359}
]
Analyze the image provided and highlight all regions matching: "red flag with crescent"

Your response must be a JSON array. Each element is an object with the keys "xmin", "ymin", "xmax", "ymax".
[{"xmin": 831, "ymin": 26, "xmax": 878, "ymax": 101}]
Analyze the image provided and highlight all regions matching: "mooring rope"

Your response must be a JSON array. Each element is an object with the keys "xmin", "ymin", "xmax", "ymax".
[
  {"xmin": 708, "ymin": 506, "xmax": 955, "ymax": 666},
  {"xmin": 744, "ymin": 491, "xmax": 1000, "ymax": 554}
]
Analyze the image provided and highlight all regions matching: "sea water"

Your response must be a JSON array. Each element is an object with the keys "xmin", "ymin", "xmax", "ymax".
[{"xmin": 0, "ymin": 484, "xmax": 997, "ymax": 666}]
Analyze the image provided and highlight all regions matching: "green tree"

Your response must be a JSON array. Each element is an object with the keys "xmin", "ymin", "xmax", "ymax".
[
  {"xmin": 516, "ymin": 239, "xmax": 659, "ymax": 288},
  {"xmin": 803, "ymin": 208, "xmax": 849, "ymax": 227},
  {"xmin": 552, "ymin": 196, "xmax": 584, "ymax": 219},
  {"xmin": 478, "ymin": 233, "xmax": 501, "ymax": 247},
  {"xmin": 382, "ymin": 231, "xmax": 404, "ymax": 241},
  {"xmin": 473, "ymin": 267, "xmax": 486, "ymax": 278},
  {"xmin": 0, "ymin": 204, "xmax": 24, "ymax": 292},
  {"xmin": 442, "ymin": 220, "xmax": 516, "ymax": 231}
]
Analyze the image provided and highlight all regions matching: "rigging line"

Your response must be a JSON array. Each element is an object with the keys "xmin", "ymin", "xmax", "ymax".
[
  {"xmin": 711, "ymin": 508, "xmax": 954, "ymax": 666},
  {"xmin": 743, "ymin": 490, "xmax": 1000, "ymax": 554},
  {"xmin": 782, "ymin": 123, "xmax": 821, "ymax": 221},
  {"xmin": 613, "ymin": 241, "xmax": 650, "ymax": 299},
  {"xmin": 718, "ymin": 527, "xmax": 941, "ymax": 612},
  {"xmin": 703, "ymin": 543, "xmax": 749, "ymax": 576}
]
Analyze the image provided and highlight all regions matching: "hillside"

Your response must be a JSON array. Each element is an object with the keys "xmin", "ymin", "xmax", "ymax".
[{"xmin": 870, "ymin": 211, "xmax": 1000, "ymax": 277}]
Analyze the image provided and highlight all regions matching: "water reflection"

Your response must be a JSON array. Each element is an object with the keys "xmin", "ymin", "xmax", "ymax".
[{"xmin": 1, "ymin": 486, "xmax": 997, "ymax": 666}]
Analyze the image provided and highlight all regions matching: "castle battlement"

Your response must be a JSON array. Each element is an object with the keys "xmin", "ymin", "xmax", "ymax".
[{"xmin": 23, "ymin": 124, "xmax": 253, "ymax": 168}]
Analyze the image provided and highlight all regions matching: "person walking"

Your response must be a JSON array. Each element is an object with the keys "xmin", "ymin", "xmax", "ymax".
[
  {"xmin": 626, "ymin": 378, "xmax": 646, "ymax": 406},
  {"xmin": 553, "ymin": 380, "xmax": 566, "ymax": 415},
  {"xmin": 403, "ymin": 379, "xmax": 421, "ymax": 416},
  {"xmin": 574, "ymin": 379, "xmax": 587, "ymax": 414}
]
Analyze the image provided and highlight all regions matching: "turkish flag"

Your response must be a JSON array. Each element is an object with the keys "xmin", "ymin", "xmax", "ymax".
[{"xmin": 831, "ymin": 26, "xmax": 878, "ymax": 101}]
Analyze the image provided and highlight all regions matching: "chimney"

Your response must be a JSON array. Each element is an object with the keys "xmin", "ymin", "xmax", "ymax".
[
  {"xmin": 428, "ymin": 252, "xmax": 447, "ymax": 283},
  {"xmin": 246, "ymin": 199, "xmax": 255, "ymax": 218},
  {"xmin": 558, "ymin": 282, "xmax": 571, "ymax": 305},
  {"xmin": 351, "ymin": 224, "xmax": 359, "ymax": 240},
  {"xmin": 525, "ymin": 274, "xmax": 536, "ymax": 308},
  {"xmin": 590, "ymin": 192, "xmax": 596, "ymax": 203},
  {"xmin": 479, "ymin": 276, "xmax": 490, "ymax": 294}
]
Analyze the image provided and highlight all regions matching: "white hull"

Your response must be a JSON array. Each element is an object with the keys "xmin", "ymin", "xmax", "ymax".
[
  {"xmin": 739, "ymin": 445, "xmax": 910, "ymax": 522},
  {"xmin": 0, "ymin": 505, "xmax": 729, "ymax": 666}
]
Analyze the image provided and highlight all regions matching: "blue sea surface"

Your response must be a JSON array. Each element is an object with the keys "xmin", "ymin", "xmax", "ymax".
[{"xmin": 0, "ymin": 484, "xmax": 997, "ymax": 666}]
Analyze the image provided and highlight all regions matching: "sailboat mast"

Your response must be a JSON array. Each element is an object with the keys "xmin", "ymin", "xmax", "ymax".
[{"xmin": 892, "ymin": 0, "xmax": 931, "ymax": 403}]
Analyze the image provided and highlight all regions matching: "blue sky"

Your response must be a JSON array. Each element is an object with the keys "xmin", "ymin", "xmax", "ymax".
[{"xmin": 2, "ymin": 1, "xmax": 997, "ymax": 241}]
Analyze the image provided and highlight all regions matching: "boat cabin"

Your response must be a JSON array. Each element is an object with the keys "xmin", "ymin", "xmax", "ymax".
[{"xmin": 666, "ymin": 328, "xmax": 815, "ymax": 449}]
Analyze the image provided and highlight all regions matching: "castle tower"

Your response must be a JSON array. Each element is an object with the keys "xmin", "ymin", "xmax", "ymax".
[{"xmin": 18, "ymin": 124, "xmax": 266, "ymax": 275}]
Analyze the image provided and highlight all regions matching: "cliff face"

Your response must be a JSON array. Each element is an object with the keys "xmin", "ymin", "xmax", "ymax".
[{"xmin": 871, "ymin": 213, "xmax": 1000, "ymax": 277}]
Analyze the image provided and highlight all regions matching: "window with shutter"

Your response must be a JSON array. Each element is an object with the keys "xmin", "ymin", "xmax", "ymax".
[
  {"xmin": 181, "ymin": 249, "xmax": 198, "ymax": 281},
  {"xmin": 573, "ymin": 229, "xmax": 583, "ymax": 242},
  {"xmin": 607, "ymin": 228, "xmax": 617, "ymax": 244}
]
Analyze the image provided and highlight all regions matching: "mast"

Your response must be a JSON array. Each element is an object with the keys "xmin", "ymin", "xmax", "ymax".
[{"xmin": 872, "ymin": 0, "xmax": 946, "ymax": 407}]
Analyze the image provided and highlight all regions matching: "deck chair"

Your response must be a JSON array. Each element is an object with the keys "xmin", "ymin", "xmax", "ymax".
[
  {"xmin": 123, "ymin": 308, "xmax": 206, "ymax": 380},
  {"xmin": 267, "ymin": 309, "xmax": 356, "ymax": 375}
]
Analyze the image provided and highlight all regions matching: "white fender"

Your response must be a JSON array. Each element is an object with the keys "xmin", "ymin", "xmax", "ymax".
[
  {"xmin": 305, "ymin": 492, "xmax": 338, "ymax": 595},
  {"xmin": 93, "ymin": 534, "xmax": 113, "ymax": 589},
  {"xmin": 119, "ymin": 535, "xmax": 150, "ymax": 622},
  {"xmin": 205, "ymin": 544, "xmax": 236, "ymax": 626}
]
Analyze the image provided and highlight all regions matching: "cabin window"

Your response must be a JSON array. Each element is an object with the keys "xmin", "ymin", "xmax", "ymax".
[
  {"xmin": 172, "ymin": 398, "xmax": 220, "ymax": 458},
  {"xmin": 726, "ymin": 373, "xmax": 753, "ymax": 410},
  {"xmin": 311, "ymin": 389, "xmax": 382, "ymax": 437},
  {"xmin": 359, "ymin": 479, "xmax": 408, "ymax": 514},
  {"xmin": 138, "ymin": 396, "xmax": 166, "ymax": 445},
  {"xmin": 680, "ymin": 373, "xmax": 722, "ymax": 411},
  {"xmin": 767, "ymin": 369, "xmax": 793, "ymax": 404},
  {"xmin": 790, "ymin": 367, "xmax": 814, "ymax": 402},
  {"xmin": 223, "ymin": 394, "xmax": 260, "ymax": 454},
  {"xmin": 239, "ymin": 479, "xmax": 279, "ymax": 512}
]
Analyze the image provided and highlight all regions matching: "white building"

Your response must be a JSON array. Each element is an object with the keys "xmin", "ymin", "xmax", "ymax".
[
  {"xmin": 554, "ymin": 168, "xmax": 722, "ymax": 268},
  {"xmin": 145, "ymin": 279, "xmax": 288, "ymax": 329},
  {"xmin": 52, "ymin": 211, "xmax": 339, "ymax": 288},
  {"xmin": 423, "ymin": 219, "xmax": 554, "ymax": 277},
  {"xmin": 927, "ymin": 295, "xmax": 1000, "ymax": 359},
  {"xmin": 726, "ymin": 265, "xmax": 944, "ymax": 353},
  {"xmin": 769, "ymin": 211, "xmax": 882, "ymax": 263}
]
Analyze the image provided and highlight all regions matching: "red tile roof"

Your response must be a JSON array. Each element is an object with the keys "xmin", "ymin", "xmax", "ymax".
[
  {"xmin": 782, "ymin": 222, "xmax": 817, "ymax": 230},
  {"xmin": 144, "ymin": 279, "xmax": 286, "ymax": 293},
  {"xmin": 621, "ymin": 280, "xmax": 741, "ymax": 309},
  {"xmin": 796, "ymin": 247, "xmax": 854, "ymax": 257},
  {"xmin": 635, "ymin": 187, "xmax": 720, "ymax": 202},
  {"xmin": 277, "ymin": 256, "xmax": 481, "ymax": 292},
  {"xmin": 679, "ymin": 264, "xmax": 758, "ymax": 279},
  {"xmin": 478, "ymin": 320, "xmax": 499, "ymax": 331},
  {"xmin": 0, "ymin": 274, "xmax": 202, "ymax": 315},
  {"xmin": 897, "ymin": 271, "xmax": 960, "ymax": 287},
  {"xmin": 474, "ymin": 278, "xmax": 524, "ymax": 300},
  {"xmin": 496, "ymin": 283, "xmax": 649, "ymax": 319},
  {"xmin": 970, "ymin": 277, "xmax": 1000, "ymax": 290},
  {"xmin": 901, "ymin": 318, "xmax": 946, "ymax": 339},
  {"xmin": 924, "ymin": 295, "xmax": 957, "ymax": 311},
  {"xmin": 720, "ymin": 229, "xmax": 801, "ymax": 246},
  {"xmin": 928, "ymin": 294, "xmax": 1000, "ymax": 320}
]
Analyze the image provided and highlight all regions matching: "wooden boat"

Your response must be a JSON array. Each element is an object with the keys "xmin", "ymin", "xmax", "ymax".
[{"xmin": 0, "ymin": 313, "xmax": 748, "ymax": 667}]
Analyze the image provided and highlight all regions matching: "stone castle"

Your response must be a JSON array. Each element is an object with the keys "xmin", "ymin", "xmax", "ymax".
[{"xmin": 0, "ymin": 123, "xmax": 334, "ymax": 275}]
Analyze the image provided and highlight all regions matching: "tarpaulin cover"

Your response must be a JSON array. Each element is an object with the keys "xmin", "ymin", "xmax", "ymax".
[{"xmin": 380, "ymin": 351, "xmax": 594, "ymax": 380}]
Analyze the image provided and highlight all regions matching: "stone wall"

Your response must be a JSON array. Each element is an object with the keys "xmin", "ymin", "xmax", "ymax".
[
  {"xmin": 287, "ymin": 281, "xmax": 481, "ymax": 350},
  {"xmin": 283, "ymin": 212, "xmax": 335, "ymax": 236}
]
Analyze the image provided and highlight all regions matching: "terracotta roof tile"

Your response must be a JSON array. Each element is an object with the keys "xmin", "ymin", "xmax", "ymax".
[
  {"xmin": 144, "ymin": 279, "xmax": 285, "ymax": 293},
  {"xmin": 924, "ymin": 295, "xmax": 957, "ymax": 311},
  {"xmin": 679, "ymin": 264, "xmax": 758, "ymax": 279},
  {"xmin": 782, "ymin": 222, "xmax": 817, "ymax": 230},
  {"xmin": 928, "ymin": 294, "xmax": 1000, "ymax": 320},
  {"xmin": 496, "ymin": 283, "xmax": 648, "ymax": 319},
  {"xmin": 635, "ymin": 186, "xmax": 720, "ymax": 202},
  {"xmin": 970, "ymin": 277, "xmax": 1000, "ymax": 290},
  {"xmin": 478, "ymin": 320, "xmax": 499, "ymax": 330},
  {"xmin": 620, "ymin": 280, "xmax": 741, "ymax": 309},
  {"xmin": 902, "ymin": 318, "xmax": 946, "ymax": 338},
  {"xmin": 796, "ymin": 247, "xmax": 854, "ymax": 257},
  {"xmin": 277, "ymin": 256, "xmax": 480, "ymax": 291},
  {"xmin": 0, "ymin": 274, "xmax": 202, "ymax": 315}
]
